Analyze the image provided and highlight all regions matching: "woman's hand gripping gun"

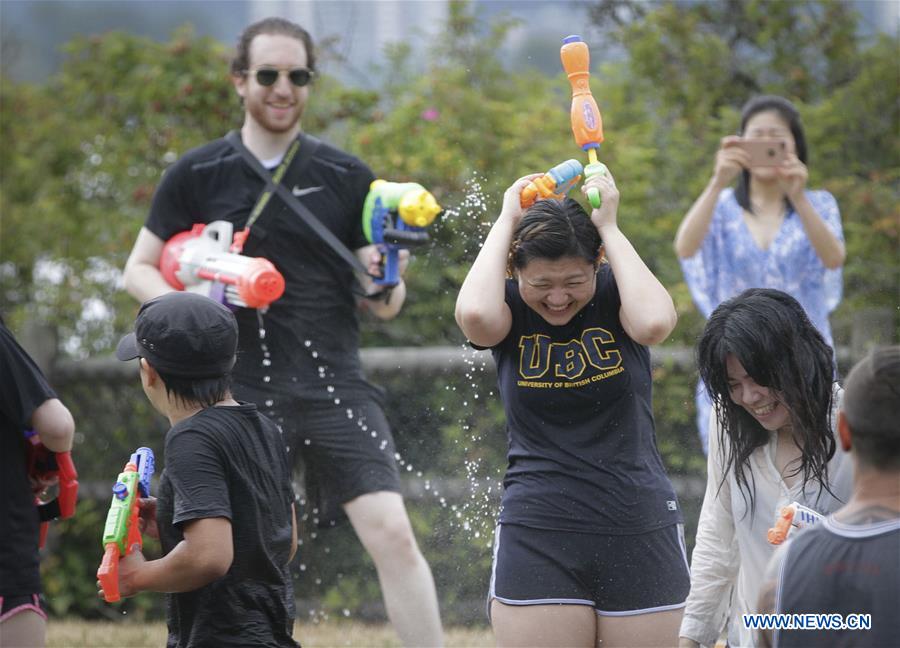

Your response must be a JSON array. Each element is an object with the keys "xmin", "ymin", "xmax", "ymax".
[
  {"xmin": 97, "ymin": 447, "xmax": 155, "ymax": 602},
  {"xmin": 362, "ymin": 180, "xmax": 442, "ymax": 287},
  {"xmin": 561, "ymin": 35, "xmax": 607, "ymax": 209},
  {"xmin": 767, "ymin": 501, "xmax": 824, "ymax": 545},
  {"xmin": 520, "ymin": 159, "xmax": 584, "ymax": 209}
]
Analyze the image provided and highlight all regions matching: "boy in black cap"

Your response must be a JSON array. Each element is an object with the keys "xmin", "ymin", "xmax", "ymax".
[{"xmin": 103, "ymin": 292, "xmax": 299, "ymax": 647}]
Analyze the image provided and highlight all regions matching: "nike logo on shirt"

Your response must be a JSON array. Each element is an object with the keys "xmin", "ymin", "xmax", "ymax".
[{"xmin": 292, "ymin": 185, "xmax": 324, "ymax": 197}]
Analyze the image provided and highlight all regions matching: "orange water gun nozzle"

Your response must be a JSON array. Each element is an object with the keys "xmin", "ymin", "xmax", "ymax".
[
  {"xmin": 561, "ymin": 35, "xmax": 605, "ymax": 209},
  {"xmin": 561, "ymin": 35, "xmax": 604, "ymax": 154}
]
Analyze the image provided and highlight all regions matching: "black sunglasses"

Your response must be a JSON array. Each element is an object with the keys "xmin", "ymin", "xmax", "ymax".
[{"xmin": 246, "ymin": 67, "xmax": 315, "ymax": 87}]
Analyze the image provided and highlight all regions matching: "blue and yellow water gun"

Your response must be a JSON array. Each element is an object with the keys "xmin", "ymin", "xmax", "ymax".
[{"xmin": 362, "ymin": 180, "xmax": 442, "ymax": 287}]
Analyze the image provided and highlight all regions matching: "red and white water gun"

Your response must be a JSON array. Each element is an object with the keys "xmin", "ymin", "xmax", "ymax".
[{"xmin": 159, "ymin": 221, "xmax": 285, "ymax": 309}]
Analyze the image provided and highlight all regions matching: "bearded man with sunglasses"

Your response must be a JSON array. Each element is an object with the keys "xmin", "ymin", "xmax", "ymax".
[{"xmin": 122, "ymin": 17, "xmax": 443, "ymax": 647}]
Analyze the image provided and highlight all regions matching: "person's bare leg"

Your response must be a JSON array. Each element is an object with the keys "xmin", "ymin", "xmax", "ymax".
[
  {"xmin": 0, "ymin": 610, "xmax": 46, "ymax": 648},
  {"xmin": 491, "ymin": 600, "xmax": 597, "ymax": 647},
  {"xmin": 596, "ymin": 607, "xmax": 684, "ymax": 647},
  {"xmin": 344, "ymin": 491, "xmax": 443, "ymax": 647}
]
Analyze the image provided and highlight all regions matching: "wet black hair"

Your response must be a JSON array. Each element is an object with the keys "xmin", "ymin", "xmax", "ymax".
[
  {"xmin": 734, "ymin": 95, "xmax": 808, "ymax": 214},
  {"xmin": 231, "ymin": 17, "xmax": 317, "ymax": 76},
  {"xmin": 698, "ymin": 288, "xmax": 836, "ymax": 511},
  {"xmin": 508, "ymin": 198, "xmax": 602, "ymax": 276}
]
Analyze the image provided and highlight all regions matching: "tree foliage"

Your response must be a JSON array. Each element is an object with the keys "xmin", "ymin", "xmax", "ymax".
[
  {"xmin": 2, "ymin": 1, "xmax": 896, "ymax": 352},
  {"xmin": 582, "ymin": 0, "xmax": 899, "ymax": 342}
]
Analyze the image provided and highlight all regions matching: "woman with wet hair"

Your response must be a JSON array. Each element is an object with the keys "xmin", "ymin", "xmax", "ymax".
[
  {"xmin": 456, "ymin": 169, "xmax": 689, "ymax": 647},
  {"xmin": 678, "ymin": 288, "xmax": 853, "ymax": 648},
  {"xmin": 674, "ymin": 95, "xmax": 845, "ymax": 454}
]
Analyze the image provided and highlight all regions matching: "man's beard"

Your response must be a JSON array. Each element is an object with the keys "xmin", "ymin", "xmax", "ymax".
[{"xmin": 246, "ymin": 99, "xmax": 303, "ymax": 133}]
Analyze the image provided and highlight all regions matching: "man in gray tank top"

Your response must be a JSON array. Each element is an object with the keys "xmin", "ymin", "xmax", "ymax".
[{"xmin": 756, "ymin": 346, "xmax": 900, "ymax": 647}]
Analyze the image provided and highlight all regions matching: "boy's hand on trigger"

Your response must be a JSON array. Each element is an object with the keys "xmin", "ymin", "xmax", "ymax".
[
  {"xmin": 500, "ymin": 174, "xmax": 543, "ymax": 226},
  {"xmin": 138, "ymin": 496, "xmax": 160, "ymax": 540},
  {"xmin": 582, "ymin": 166, "xmax": 619, "ymax": 232},
  {"xmin": 96, "ymin": 544, "xmax": 145, "ymax": 600},
  {"xmin": 116, "ymin": 545, "xmax": 146, "ymax": 598}
]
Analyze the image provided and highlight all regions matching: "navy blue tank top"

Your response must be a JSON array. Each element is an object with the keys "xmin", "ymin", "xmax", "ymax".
[
  {"xmin": 490, "ymin": 265, "xmax": 682, "ymax": 534},
  {"xmin": 775, "ymin": 515, "xmax": 900, "ymax": 647}
]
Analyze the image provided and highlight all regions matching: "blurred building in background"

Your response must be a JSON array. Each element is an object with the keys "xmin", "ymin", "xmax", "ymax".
[{"xmin": 1, "ymin": 0, "xmax": 896, "ymax": 85}]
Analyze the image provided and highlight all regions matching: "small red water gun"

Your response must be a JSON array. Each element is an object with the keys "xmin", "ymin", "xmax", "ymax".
[{"xmin": 24, "ymin": 429, "xmax": 79, "ymax": 548}]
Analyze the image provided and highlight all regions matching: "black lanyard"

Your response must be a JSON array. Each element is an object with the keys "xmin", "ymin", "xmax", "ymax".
[
  {"xmin": 244, "ymin": 136, "xmax": 300, "ymax": 233},
  {"xmin": 225, "ymin": 130, "xmax": 368, "ymax": 276}
]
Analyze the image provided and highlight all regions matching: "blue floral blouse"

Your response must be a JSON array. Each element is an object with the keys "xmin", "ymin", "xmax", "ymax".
[{"xmin": 680, "ymin": 187, "xmax": 843, "ymax": 347}]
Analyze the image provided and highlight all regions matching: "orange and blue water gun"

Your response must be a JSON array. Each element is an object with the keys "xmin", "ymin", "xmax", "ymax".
[{"xmin": 520, "ymin": 159, "xmax": 584, "ymax": 209}]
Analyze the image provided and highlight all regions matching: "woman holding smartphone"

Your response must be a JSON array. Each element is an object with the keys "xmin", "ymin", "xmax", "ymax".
[{"xmin": 674, "ymin": 95, "xmax": 845, "ymax": 454}]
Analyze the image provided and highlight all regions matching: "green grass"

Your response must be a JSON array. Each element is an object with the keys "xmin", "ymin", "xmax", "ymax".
[{"xmin": 48, "ymin": 619, "xmax": 494, "ymax": 647}]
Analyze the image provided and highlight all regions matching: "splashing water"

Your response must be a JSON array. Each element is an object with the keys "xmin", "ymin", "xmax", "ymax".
[{"xmin": 250, "ymin": 175, "xmax": 506, "ymax": 623}]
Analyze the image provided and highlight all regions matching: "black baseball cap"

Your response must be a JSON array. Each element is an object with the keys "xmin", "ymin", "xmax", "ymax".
[{"xmin": 116, "ymin": 292, "xmax": 238, "ymax": 378}]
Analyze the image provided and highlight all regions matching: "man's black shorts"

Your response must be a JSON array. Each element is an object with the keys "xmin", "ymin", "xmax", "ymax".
[
  {"xmin": 489, "ymin": 522, "xmax": 691, "ymax": 616},
  {"xmin": 234, "ymin": 383, "xmax": 402, "ymax": 528}
]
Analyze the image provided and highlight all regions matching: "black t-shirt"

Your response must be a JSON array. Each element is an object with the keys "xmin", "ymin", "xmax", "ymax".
[
  {"xmin": 157, "ymin": 403, "xmax": 297, "ymax": 648},
  {"xmin": 145, "ymin": 135, "xmax": 376, "ymax": 401},
  {"xmin": 775, "ymin": 517, "xmax": 900, "ymax": 647},
  {"xmin": 0, "ymin": 322, "xmax": 57, "ymax": 595},
  {"xmin": 491, "ymin": 265, "xmax": 682, "ymax": 534}
]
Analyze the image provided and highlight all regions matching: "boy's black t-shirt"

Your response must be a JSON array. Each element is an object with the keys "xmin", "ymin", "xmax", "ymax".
[
  {"xmin": 491, "ymin": 265, "xmax": 682, "ymax": 534},
  {"xmin": 157, "ymin": 403, "xmax": 298, "ymax": 648},
  {"xmin": 145, "ymin": 135, "xmax": 376, "ymax": 401},
  {"xmin": 0, "ymin": 322, "xmax": 57, "ymax": 595}
]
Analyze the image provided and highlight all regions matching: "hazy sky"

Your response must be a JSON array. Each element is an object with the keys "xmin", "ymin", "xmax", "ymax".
[
  {"xmin": 0, "ymin": 0, "xmax": 595, "ymax": 85},
  {"xmin": 1, "ymin": 0, "xmax": 896, "ymax": 86}
]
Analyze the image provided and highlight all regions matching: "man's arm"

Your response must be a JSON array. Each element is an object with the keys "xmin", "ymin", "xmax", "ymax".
[
  {"xmin": 30, "ymin": 398, "xmax": 75, "ymax": 453},
  {"xmin": 115, "ymin": 516, "xmax": 233, "ymax": 597},
  {"xmin": 123, "ymin": 227, "xmax": 175, "ymax": 303}
]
